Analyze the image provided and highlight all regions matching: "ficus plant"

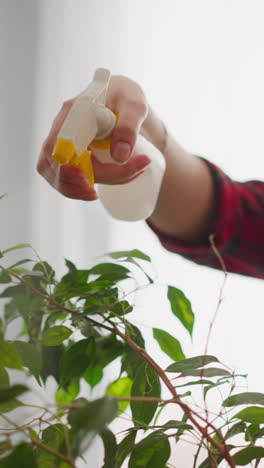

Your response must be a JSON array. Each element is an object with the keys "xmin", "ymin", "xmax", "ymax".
[{"xmin": 0, "ymin": 239, "xmax": 264, "ymax": 468}]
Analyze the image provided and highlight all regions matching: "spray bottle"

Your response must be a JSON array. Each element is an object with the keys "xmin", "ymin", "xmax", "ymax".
[{"xmin": 52, "ymin": 68, "xmax": 166, "ymax": 221}]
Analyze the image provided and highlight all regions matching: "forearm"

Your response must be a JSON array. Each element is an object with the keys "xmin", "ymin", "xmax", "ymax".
[{"xmin": 142, "ymin": 111, "xmax": 216, "ymax": 240}]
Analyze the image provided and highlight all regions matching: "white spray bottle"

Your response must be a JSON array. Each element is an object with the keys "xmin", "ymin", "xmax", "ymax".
[{"xmin": 52, "ymin": 68, "xmax": 166, "ymax": 221}]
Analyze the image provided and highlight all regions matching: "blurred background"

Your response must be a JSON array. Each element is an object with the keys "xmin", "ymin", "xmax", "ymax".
[{"xmin": 1, "ymin": 0, "xmax": 264, "ymax": 466}]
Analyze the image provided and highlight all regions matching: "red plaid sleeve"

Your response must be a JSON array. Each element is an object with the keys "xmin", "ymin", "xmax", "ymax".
[{"xmin": 147, "ymin": 159, "xmax": 264, "ymax": 278}]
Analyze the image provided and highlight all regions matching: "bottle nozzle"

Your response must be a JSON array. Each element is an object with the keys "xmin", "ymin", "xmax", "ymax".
[{"xmin": 95, "ymin": 106, "xmax": 116, "ymax": 140}]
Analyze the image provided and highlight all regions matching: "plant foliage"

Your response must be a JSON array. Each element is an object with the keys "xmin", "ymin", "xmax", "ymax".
[{"xmin": 0, "ymin": 241, "xmax": 263, "ymax": 468}]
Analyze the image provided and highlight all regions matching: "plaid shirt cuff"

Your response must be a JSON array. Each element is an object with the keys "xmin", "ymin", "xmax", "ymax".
[{"xmin": 147, "ymin": 158, "xmax": 264, "ymax": 278}]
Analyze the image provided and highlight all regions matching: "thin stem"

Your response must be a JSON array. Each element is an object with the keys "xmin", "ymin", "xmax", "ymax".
[
  {"xmin": 193, "ymin": 437, "xmax": 205, "ymax": 468},
  {"xmin": 209, "ymin": 234, "xmax": 227, "ymax": 274},
  {"xmin": 0, "ymin": 414, "xmax": 76, "ymax": 468}
]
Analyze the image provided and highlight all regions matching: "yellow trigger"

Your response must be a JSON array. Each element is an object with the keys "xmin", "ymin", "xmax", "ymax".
[
  {"xmin": 90, "ymin": 136, "xmax": 111, "ymax": 150},
  {"xmin": 52, "ymin": 139, "xmax": 75, "ymax": 164},
  {"xmin": 70, "ymin": 150, "xmax": 94, "ymax": 187}
]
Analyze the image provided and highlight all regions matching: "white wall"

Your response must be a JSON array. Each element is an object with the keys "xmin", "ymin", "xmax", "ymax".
[{"xmin": 1, "ymin": 1, "xmax": 264, "ymax": 466}]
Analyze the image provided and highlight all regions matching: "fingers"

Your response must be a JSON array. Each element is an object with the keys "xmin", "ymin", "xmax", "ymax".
[
  {"xmin": 37, "ymin": 131, "xmax": 98, "ymax": 201},
  {"xmin": 54, "ymin": 166, "xmax": 98, "ymax": 200},
  {"xmin": 92, "ymin": 153, "xmax": 151, "ymax": 185},
  {"xmin": 107, "ymin": 77, "xmax": 148, "ymax": 164},
  {"xmin": 37, "ymin": 75, "xmax": 150, "ymax": 201},
  {"xmin": 38, "ymin": 132, "xmax": 150, "ymax": 200},
  {"xmin": 36, "ymin": 98, "xmax": 98, "ymax": 201},
  {"xmin": 111, "ymin": 101, "xmax": 148, "ymax": 164}
]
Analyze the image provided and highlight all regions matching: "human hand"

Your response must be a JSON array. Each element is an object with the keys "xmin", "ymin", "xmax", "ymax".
[{"xmin": 37, "ymin": 75, "xmax": 153, "ymax": 201}]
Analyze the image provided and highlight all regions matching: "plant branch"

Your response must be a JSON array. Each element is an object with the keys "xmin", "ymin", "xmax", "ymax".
[
  {"xmin": 106, "ymin": 318, "xmax": 236, "ymax": 468},
  {"xmin": 193, "ymin": 437, "xmax": 205, "ymax": 468},
  {"xmin": 0, "ymin": 414, "xmax": 76, "ymax": 468},
  {"xmin": 3, "ymin": 262, "xmax": 236, "ymax": 467}
]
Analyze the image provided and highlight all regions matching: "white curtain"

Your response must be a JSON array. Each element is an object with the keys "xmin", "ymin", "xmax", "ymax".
[{"xmin": 2, "ymin": 1, "xmax": 264, "ymax": 466}]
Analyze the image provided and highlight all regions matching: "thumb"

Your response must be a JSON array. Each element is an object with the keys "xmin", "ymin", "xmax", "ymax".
[{"xmin": 110, "ymin": 102, "xmax": 148, "ymax": 164}]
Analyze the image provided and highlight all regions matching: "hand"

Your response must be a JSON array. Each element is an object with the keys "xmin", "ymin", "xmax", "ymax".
[{"xmin": 37, "ymin": 75, "xmax": 154, "ymax": 201}]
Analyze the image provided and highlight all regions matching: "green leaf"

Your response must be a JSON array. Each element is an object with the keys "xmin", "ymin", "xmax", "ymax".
[
  {"xmin": 126, "ymin": 323, "xmax": 145, "ymax": 348},
  {"xmin": 93, "ymin": 334, "xmax": 124, "ymax": 368},
  {"xmin": 245, "ymin": 423, "xmax": 261, "ymax": 442},
  {"xmin": 121, "ymin": 349, "xmax": 142, "ymax": 380},
  {"xmin": 41, "ymin": 423, "xmax": 65, "ymax": 446},
  {"xmin": 40, "ymin": 344, "xmax": 64, "ymax": 383},
  {"xmin": 0, "ymin": 271, "xmax": 12, "ymax": 283},
  {"xmin": 153, "ymin": 328, "xmax": 185, "ymax": 361},
  {"xmin": 1, "ymin": 244, "xmax": 31, "ymax": 255},
  {"xmin": 108, "ymin": 249, "xmax": 154, "ymax": 284},
  {"xmin": 28, "ymin": 428, "xmax": 41, "ymax": 441},
  {"xmin": 225, "ymin": 422, "xmax": 247, "ymax": 440},
  {"xmin": 167, "ymin": 286, "xmax": 194, "ymax": 337},
  {"xmin": 4, "ymin": 301, "xmax": 19, "ymax": 326},
  {"xmin": 121, "ymin": 325, "xmax": 145, "ymax": 379},
  {"xmin": 203, "ymin": 378, "xmax": 230, "ymax": 395},
  {"xmin": 233, "ymin": 406, "xmax": 264, "ymax": 424},
  {"xmin": 176, "ymin": 379, "xmax": 215, "ymax": 388},
  {"xmin": 131, "ymin": 363, "xmax": 161, "ymax": 426},
  {"xmin": 106, "ymin": 377, "xmax": 133, "ymax": 414},
  {"xmin": 0, "ymin": 398, "xmax": 24, "ymax": 413},
  {"xmin": 89, "ymin": 263, "xmax": 130, "ymax": 282},
  {"xmin": 68, "ymin": 396, "xmax": 118, "ymax": 432},
  {"xmin": 116, "ymin": 431, "xmax": 137, "ymax": 468},
  {"xmin": 5, "ymin": 297, "xmax": 44, "ymax": 340},
  {"xmin": 14, "ymin": 341, "xmax": 42, "ymax": 385},
  {"xmin": 20, "ymin": 271, "xmax": 44, "ymax": 279},
  {"xmin": 117, "ymin": 256, "xmax": 154, "ymax": 284},
  {"xmin": 84, "ymin": 279, "xmax": 115, "ymax": 294},
  {"xmin": 39, "ymin": 424, "xmax": 68, "ymax": 467},
  {"xmin": 41, "ymin": 325, "xmax": 72, "ymax": 346},
  {"xmin": 163, "ymin": 420, "xmax": 193, "ymax": 430},
  {"xmin": 56, "ymin": 379, "xmax": 80, "ymax": 407},
  {"xmin": 90, "ymin": 263, "xmax": 130, "ymax": 274},
  {"xmin": 0, "ymin": 340, "xmax": 23, "ymax": 369},
  {"xmin": 9, "ymin": 259, "xmax": 32, "ymax": 269},
  {"xmin": 0, "ymin": 384, "xmax": 28, "ymax": 403},
  {"xmin": 54, "ymin": 269, "xmax": 90, "ymax": 299},
  {"xmin": 84, "ymin": 365, "xmax": 103, "ymax": 388},
  {"xmin": 0, "ymin": 284, "xmax": 28, "ymax": 298},
  {"xmin": 165, "ymin": 355, "xmax": 219, "ymax": 373},
  {"xmin": 233, "ymin": 446, "xmax": 264, "ymax": 465},
  {"xmin": 134, "ymin": 418, "xmax": 193, "ymax": 432},
  {"xmin": 108, "ymin": 249, "xmax": 151, "ymax": 262},
  {"xmin": 59, "ymin": 338, "xmax": 95, "ymax": 387},
  {"xmin": 65, "ymin": 258, "xmax": 77, "ymax": 272},
  {"xmin": 0, "ymin": 368, "xmax": 9, "ymax": 387},
  {"xmin": 0, "ymin": 440, "xmax": 12, "ymax": 455},
  {"xmin": 110, "ymin": 300, "xmax": 133, "ymax": 317},
  {"xmin": 33, "ymin": 261, "xmax": 55, "ymax": 284},
  {"xmin": 129, "ymin": 432, "xmax": 170, "ymax": 468},
  {"xmin": 0, "ymin": 443, "xmax": 38, "ymax": 468},
  {"xmin": 250, "ymin": 426, "xmax": 264, "ymax": 442},
  {"xmin": 43, "ymin": 311, "xmax": 69, "ymax": 332},
  {"xmin": 223, "ymin": 392, "xmax": 264, "ymax": 407},
  {"xmin": 175, "ymin": 413, "xmax": 189, "ymax": 442},
  {"xmin": 100, "ymin": 428, "xmax": 118, "ymax": 468},
  {"xmin": 180, "ymin": 367, "xmax": 231, "ymax": 377}
]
